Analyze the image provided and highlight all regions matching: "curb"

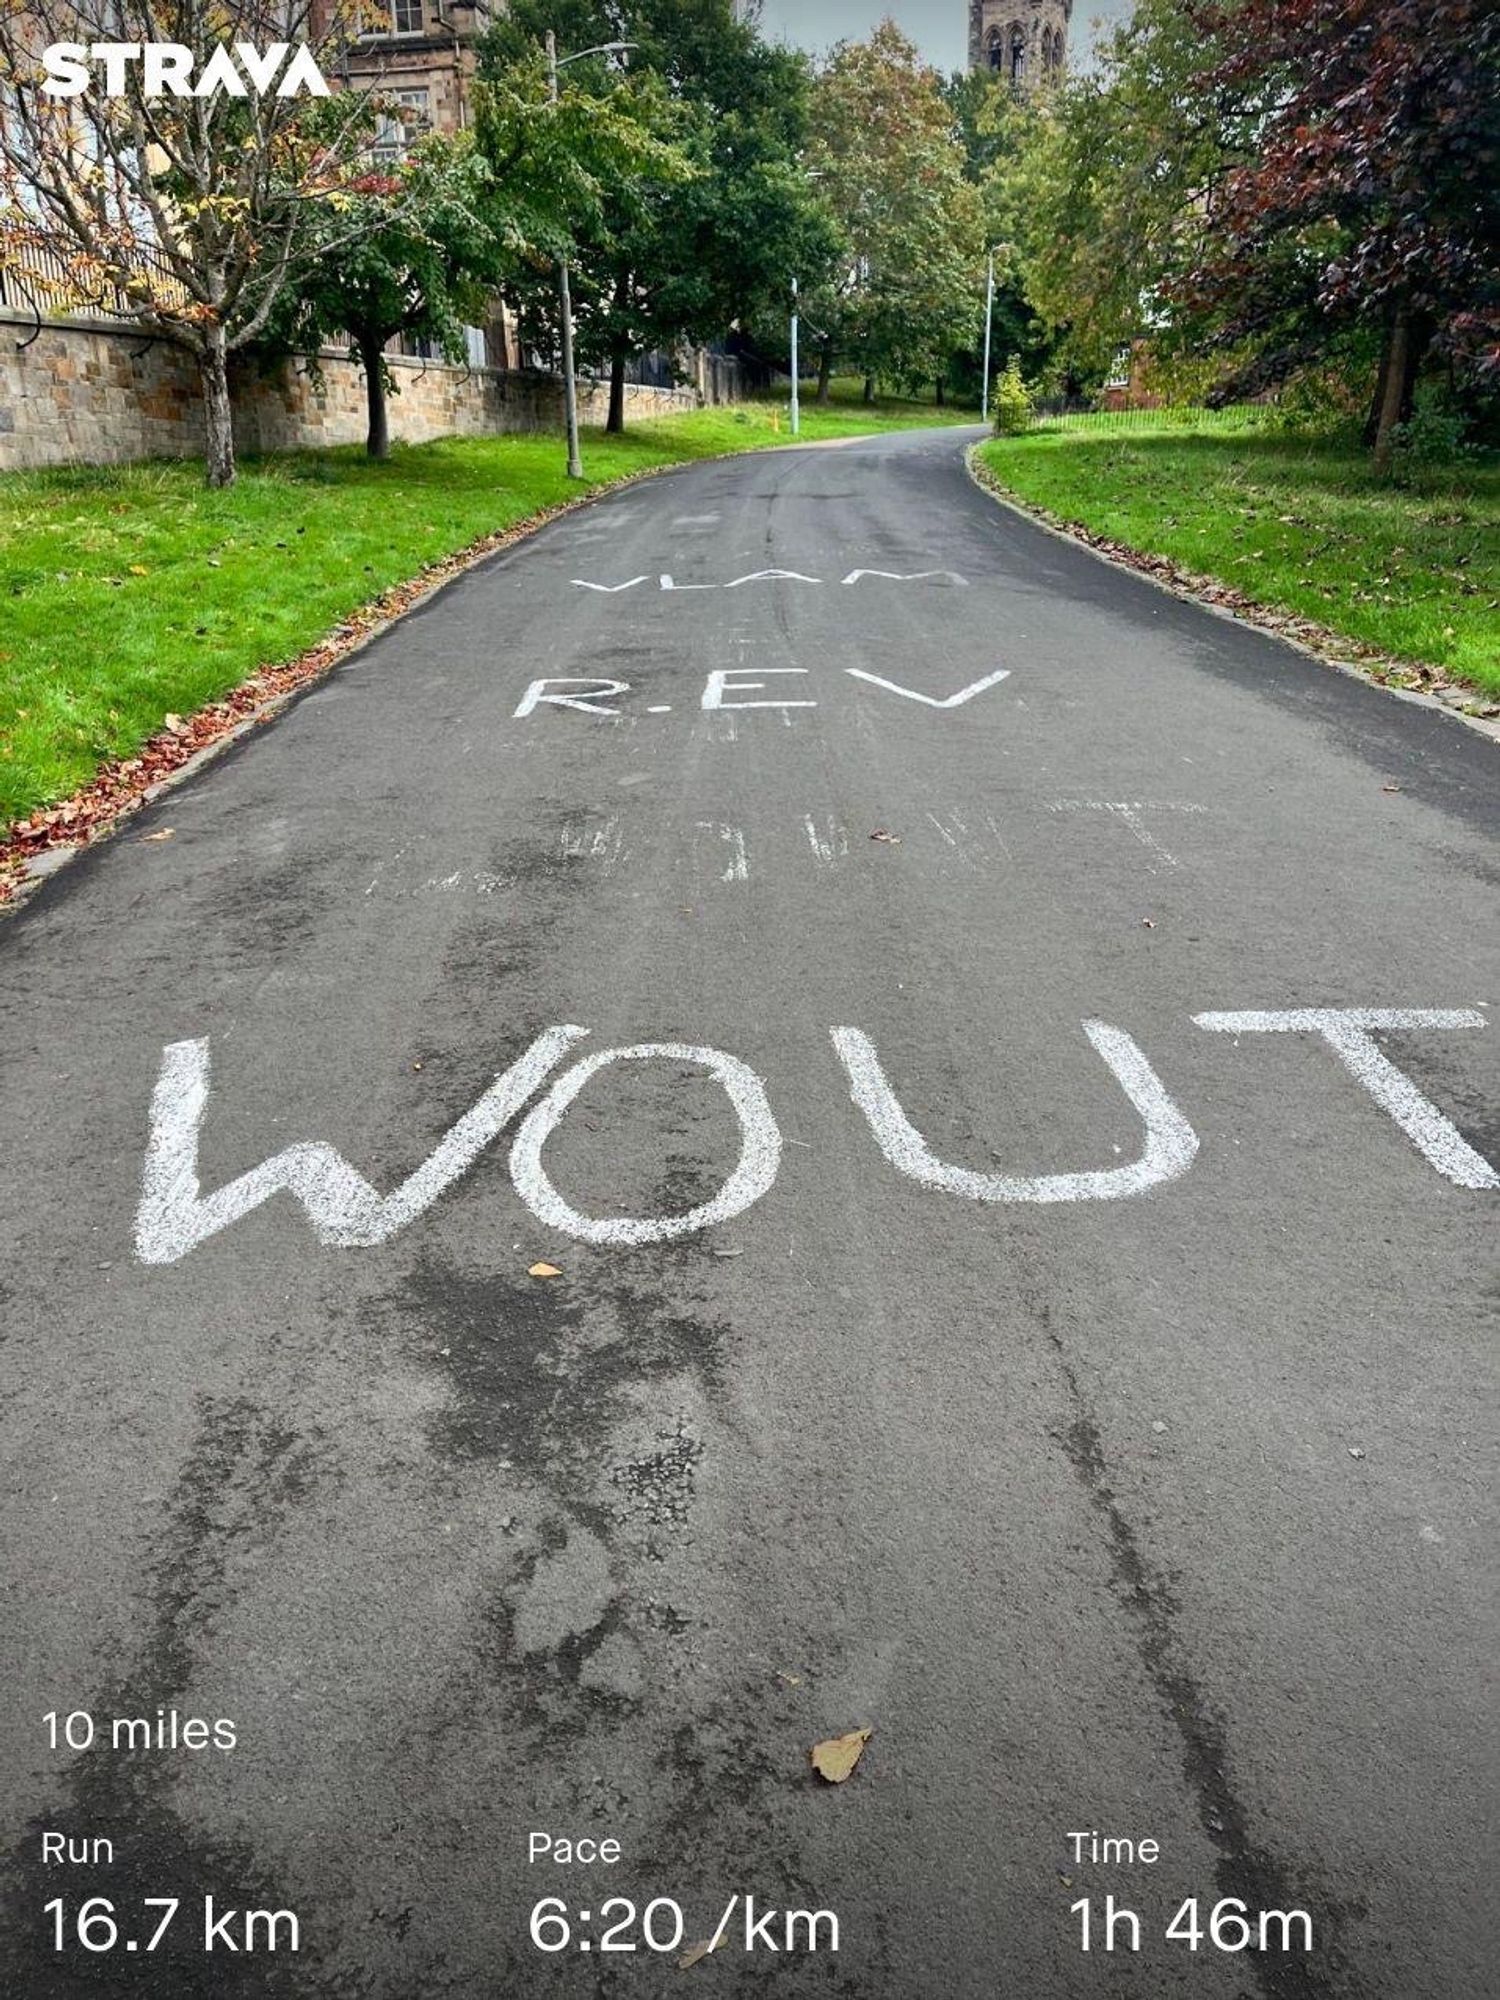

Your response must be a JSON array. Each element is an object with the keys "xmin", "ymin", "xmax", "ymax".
[
  {"xmin": 965, "ymin": 442, "xmax": 1500, "ymax": 747},
  {"xmin": 0, "ymin": 440, "xmax": 821, "ymax": 915}
]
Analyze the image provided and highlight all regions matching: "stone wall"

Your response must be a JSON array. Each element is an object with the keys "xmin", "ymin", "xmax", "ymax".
[{"xmin": 0, "ymin": 311, "xmax": 710, "ymax": 472}]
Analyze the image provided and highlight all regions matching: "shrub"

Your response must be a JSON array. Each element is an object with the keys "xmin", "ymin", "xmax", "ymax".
[
  {"xmin": 1388, "ymin": 388, "xmax": 1477, "ymax": 479},
  {"xmin": 991, "ymin": 356, "xmax": 1033, "ymax": 436}
]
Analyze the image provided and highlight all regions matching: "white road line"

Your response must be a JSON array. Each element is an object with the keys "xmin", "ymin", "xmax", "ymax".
[
  {"xmin": 559, "ymin": 817, "xmax": 627, "ymax": 872},
  {"xmin": 803, "ymin": 815, "xmax": 848, "ymax": 865},
  {"xmin": 845, "ymin": 666, "xmax": 1010, "ymax": 709},
  {"xmin": 831, "ymin": 1023, "xmax": 1199, "ymax": 1204},
  {"xmin": 509, "ymin": 1044, "xmax": 782, "ymax": 1245},
  {"xmin": 1049, "ymin": 800, "xmax": 1206, "ymax": 870},
  {"xmin": 698, "ymin": 822, "xmax": 749, "ymax": 882},
  {"xmin": 1194, "ymin": 1007, "xmax": 1499, "ymax": 1187},
  {"xmin": 135, "ymin": 1028, "xmax": 589, "ymax": 1264},
  {"xmin": 841, "ymin": 569, "xmax": 969, "ymax": 586}
]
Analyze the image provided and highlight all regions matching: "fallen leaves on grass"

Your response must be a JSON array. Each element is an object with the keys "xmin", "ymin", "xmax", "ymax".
[
  {"xmin": 0, "ymin": 492, "xmax": 614, "ymax": 907},
  {"xmin": 969, "ymin": 455, "xmax": 1495, "ymax": 711},
  {"xmin": 810, "ymin": 1727, "xmax": 871, "ymax": 1784}
]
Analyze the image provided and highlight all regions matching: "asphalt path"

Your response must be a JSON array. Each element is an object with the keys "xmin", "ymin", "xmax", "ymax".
[{"xmin": 1, "ymin": 425, "xmax": 1496, "ymax": 1999}]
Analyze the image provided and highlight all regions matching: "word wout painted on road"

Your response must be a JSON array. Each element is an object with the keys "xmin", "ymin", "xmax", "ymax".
[{"xmin": 134, "ymin": 1010, "xmax": 1496, "ymax": 1266}]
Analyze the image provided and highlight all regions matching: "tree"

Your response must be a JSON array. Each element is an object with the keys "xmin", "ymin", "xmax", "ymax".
[
  {"xmin": 1177, "ymin": 0, "xmax": 1500, "ymax": 465},
  {"xmin": 803, "ymin": 24, "xmax": 984, "ymax": 402},
  {"xmin": 274, "ymin": 135, "xmax": 511, "ymax": 459},
  {"xmin": 989, "ymin": 0, "xmax": 1239, "ymax": 387},
  {"xmin": 945, "ymin": 67, "xmax": 1055, "ymax": 398},
  {"xmin": 0, "ymin": 0, "xmax": 386, "ymax": 486},
  {"xmin": 481, "ymin": 0, "xmax": 835, "ymax": 431}
]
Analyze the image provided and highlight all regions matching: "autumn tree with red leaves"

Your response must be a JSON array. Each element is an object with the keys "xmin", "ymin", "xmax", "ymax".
[{"xmin": 1177, "ymin": 0, "xmax": 1500, "ymax": 465}]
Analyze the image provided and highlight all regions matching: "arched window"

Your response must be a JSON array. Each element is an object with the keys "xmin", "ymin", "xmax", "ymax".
[
  {"xmin": 1010, "ymin": 25, "xmax": 1026, "ymax": 84},
  {"xmin": 986, "ymin": 27, "xmax": 1004, "ymax": 71}
]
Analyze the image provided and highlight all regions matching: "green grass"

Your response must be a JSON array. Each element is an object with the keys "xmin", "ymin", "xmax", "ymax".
[
  {"xmin": 0, "ymin": 392, "xmax": 968, "ymax": 824},
  {"xmin": 978, "ymin": 420, "xmax": 1500, "ymax": 696}
]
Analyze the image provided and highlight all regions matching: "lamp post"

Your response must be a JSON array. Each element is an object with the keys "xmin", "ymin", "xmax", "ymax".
[
  {"xmin": 546, "ymin": 32, "xmax": 635, "ymax": 480},
  {"xmin": 790, "ymin": 276, "xmax": 800, "ymax": 437},
  {"xmin": 980, "ymin": 249, "xmax": 996, "ymax": 426}
]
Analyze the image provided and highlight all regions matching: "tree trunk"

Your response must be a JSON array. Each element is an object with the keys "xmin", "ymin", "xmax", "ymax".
[
  {"xmin": 607, "ymin": 347, "xmax": 627, "ymax": 434},
  {"xmin": 935, "ymin": 377, "xmax": 945, "ymax": 407},
  {"xmin": 863, "ymin": 374, "xmax": 875, "ymax": 405},
  {"xmin": 199, "ymin": 324, "xmax": 235, "ymax": 489},
  {"xmin": 606, "ymin": 269, "xmax": 631, "ymax": 435},
  {"xmin": 1363, "ymin": 316, "xmax": 1397, "ymax": 450},
  {"xmin": 359, "ymin": 332, "xmax": 390, "ymax": 460},
  {"xmin": 816, "ymin": 339, "xmax": 832, "ymax": 405},
  {"xmin": 1371, "ymin": 303, "xmax": 1428, "ymax": 471}
]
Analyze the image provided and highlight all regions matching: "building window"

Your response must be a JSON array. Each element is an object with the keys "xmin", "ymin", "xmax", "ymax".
[
  {"xmin": 372, "ymin": 87, "xmax": 430, "ymax": 164},
  {"xmin": 1010, "ymin": 27, "xmax": 1026, "ymax": 84},
  {"xmin": 986, "ymin": 28, "xmax": 1003, "ymax": 71},
  {"xmin": 391, "ymin": 0, "xmax": 424, "ymax": 33}
]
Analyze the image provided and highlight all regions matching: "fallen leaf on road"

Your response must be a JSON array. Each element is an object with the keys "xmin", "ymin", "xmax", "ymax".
[
  {"xmin": 810, "ymin": 1727, "xmax": 871, "ymax": 1784},
  {"xmin": 1348, "ymin": 1446, "xmax": 1367, "ymax": 1460},
  {"xmin": 869, "ymin": 829, "xmax": 900, "ymax": 845},
  {"xmin": 777, "ymin": 1670, "xmax": 803, "ymax": 1686},
  {"xmin": 1141, "ymin": 918, "xmax": 1156, "ymax": 929},
  {"xmin": 1382, "ymin": 782, "xmax": 1402, "ymax": 794},
  {"xmin": 141, "ymin": 828, "xmax": 175, "ymax": 842},
  {"xmin": 678, "ymin": 1938, "xmax": 721, "ymax": 1969},
  {"xmin": 528, "ymin": 1262, "xmax": 562, "ymax": 1280}
]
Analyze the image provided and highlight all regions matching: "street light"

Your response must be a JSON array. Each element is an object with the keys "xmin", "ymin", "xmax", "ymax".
[
  {"xmin": 790, "ymin": 276, "xmax": 799, "ymax": 437},
  {"xmin": 788, "ymin": 172, "xmax": 823, "ymax": 439},
  {"xmin": 980, "ymin": 249, "xmax": 996, "ymax": 426},
  {"xmin": 546, "ymin": 32, "xmax": 636, "ymax": 480}
]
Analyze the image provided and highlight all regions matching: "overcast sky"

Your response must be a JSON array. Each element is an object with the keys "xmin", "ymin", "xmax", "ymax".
[{"xmin": 755, "ymin": 1, "xmax": 1135, "ymax": 71}]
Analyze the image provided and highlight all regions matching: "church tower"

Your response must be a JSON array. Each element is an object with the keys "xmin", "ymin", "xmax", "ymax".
[{"xmin": 968, "ymin": 1, "xmax": 1072, "ymax": 89}]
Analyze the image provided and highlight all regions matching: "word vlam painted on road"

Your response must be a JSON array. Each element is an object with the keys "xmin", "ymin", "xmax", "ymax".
[
  {"xmin": 572, "ymin": 570, "xmax": 969, "ymax": 594},
  {"xmin": 134, "ymin": 1010, "xmax": 1496, "ymax": 1265}
]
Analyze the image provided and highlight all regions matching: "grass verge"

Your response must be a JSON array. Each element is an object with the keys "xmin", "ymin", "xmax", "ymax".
[
  {"xmin": 0, "ymin": 392, "xmax": 974, "ymax": 832},
  {"xmin": 976, "ymin": 421, "xmax": 1499, "ymax": 701}
]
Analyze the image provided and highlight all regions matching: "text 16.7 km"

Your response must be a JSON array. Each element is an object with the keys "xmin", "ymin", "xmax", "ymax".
[{"xmin": 47, "ymin": 1897, "xmax": 299, "ymax": 1956}]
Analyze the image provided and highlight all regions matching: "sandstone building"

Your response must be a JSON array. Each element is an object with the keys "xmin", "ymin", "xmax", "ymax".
[{"xmin": 968, "ymin": 1, "xmax": 1071, "ymax": 88}]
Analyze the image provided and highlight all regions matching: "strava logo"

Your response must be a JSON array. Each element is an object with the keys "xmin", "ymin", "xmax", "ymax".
[{"xmin": 41, "ymin": 41, "xmax": 330, "ymax": 99}]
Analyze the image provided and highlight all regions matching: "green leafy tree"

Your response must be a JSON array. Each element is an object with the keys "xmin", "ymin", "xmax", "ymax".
[
  {"xmin": 0, "ymin": 0, "xmax": 388, "ymax": 487},
  {"xmin": 481, "ymin": 0, "xmax": 835, "ymax": 431},
  {"xmin": 998, "ymin": 0, "xmax": 1240, "ymax": 386},
  {"xmin": 1176, "ymin": 0, "xmax": 1500, "ymax": 465},
  {"xmin": 276, "ymin": 135, "xmax": 512, "ymax": 459},
  {"xmin": 945, "ymin": 68, "xmax": 1055, "ymax": 400},
  {"xmin": 803, "ymin": 24, "xmax": 984, "ymax": 402}
]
